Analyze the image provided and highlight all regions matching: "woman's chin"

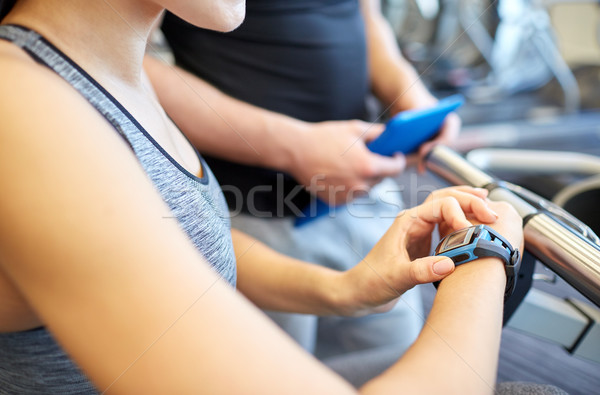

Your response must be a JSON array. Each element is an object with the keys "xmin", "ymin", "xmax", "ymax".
[
  {"xmin": 210, "ymin": 12, "xmax": 245, "ymax": 33},
  {"xmin": 183, "ymin": 2, "xmax": 246, "ymax": 33}
]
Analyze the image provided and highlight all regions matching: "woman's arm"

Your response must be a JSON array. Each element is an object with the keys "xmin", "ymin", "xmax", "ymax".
[
  {"xmin": 362, "ymin": 257, "xmax": 506, "ymax": 395},
  {"xmin": 1, "ymin": 54, "xmax": 522, "ymax": 394},
  {"xmin": 234, "ymin": 186, "xmax": 500, "ymax": 317},
  {"xmin": 362, "ymin": 201, "xmax": 521, "ymax": 394},
  {"xmin": 0, "ymin": 56, "xmax": 354, "ymax": 394},
  {"xmin": 234, "ymin": 191, "xmax": 519, "ymax": 394}
]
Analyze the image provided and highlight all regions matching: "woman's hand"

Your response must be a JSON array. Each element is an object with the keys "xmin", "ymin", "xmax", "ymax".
[{"xmin": 335, "ymin": 186, "xmax": 500, "ymax": 316}]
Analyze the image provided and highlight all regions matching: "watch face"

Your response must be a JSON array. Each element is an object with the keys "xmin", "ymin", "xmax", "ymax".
[{"xmin": 440, "ymin": 227, "xmax": 476, "ymax": 252}]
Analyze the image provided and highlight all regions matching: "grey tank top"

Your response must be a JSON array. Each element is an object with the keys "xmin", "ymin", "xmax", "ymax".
[{"xmin": 0, "ymin": 25, "xmax": 236, "ymax": 393}]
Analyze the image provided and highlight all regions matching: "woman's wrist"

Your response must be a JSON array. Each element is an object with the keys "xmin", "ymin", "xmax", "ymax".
[
  {"xmin": 437, "ymin": 257, "xmax": 507, "ymax": 302},
  {"xmin": 329, "ymin": 266, "xmax": 401, "ymax": 317},
  {"xmin": 324, "ymin": 270, "xmax": 359, "ymax": 316}
]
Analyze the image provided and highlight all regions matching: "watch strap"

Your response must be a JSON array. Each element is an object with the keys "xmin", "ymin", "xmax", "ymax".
[{"xmin": 433, "ymin": 225, "xmax": 521, "ymax": 302}]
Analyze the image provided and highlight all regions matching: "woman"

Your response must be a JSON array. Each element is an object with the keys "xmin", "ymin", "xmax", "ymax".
[{"xmin": 0, "ymin": 0, "xmax": 554, "ymax": 394}]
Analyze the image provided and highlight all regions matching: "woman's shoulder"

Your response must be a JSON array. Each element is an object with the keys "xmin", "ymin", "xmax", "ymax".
[
  {"xmin": 0, "ymin": 39, "xmax": 57, "ymax": 85},
  {"xmin": 0, "ymin": 40, "xmax": 111, "ymax": 141}
]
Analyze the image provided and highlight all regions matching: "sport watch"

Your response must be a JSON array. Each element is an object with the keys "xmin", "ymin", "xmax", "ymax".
[{"xmin": 434, "ymin": 224, "xmax": 521, "ymax": 301}]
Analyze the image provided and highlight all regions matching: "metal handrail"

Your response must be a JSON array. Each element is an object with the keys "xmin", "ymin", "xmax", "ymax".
[{"xmin": 426, "ymin": 145, "xmax": 600, "ymax": 307}]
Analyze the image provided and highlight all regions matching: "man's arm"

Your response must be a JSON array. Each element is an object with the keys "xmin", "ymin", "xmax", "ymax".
[
  {"xmin": 360, "ymin": 0, "xmax": 461, "ymax": 155},
  {"xmin": 143, "ymin": 55, "xmax": 300, "ymax": 172},
  {"xmin": 144, "ymin": 56, "xmax": 405, "ymax": 205},
  {"xmin": 361, "ymin": 0, "xmax": 436, "ymax": 112}
]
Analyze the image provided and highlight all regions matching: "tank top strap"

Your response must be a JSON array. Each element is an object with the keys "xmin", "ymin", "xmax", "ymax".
[{"xmin": 0, "ymin": 24, "xmax": 131, "ymax": 144}]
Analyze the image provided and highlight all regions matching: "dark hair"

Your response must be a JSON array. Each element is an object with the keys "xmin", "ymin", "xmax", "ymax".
[{"xmin": 0, "ymin": 0, "xmax": 17, "ymax": 21}]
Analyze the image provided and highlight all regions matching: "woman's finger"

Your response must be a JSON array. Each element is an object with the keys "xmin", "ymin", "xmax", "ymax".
[
  {"xmin": 409, "ymin": 196, "xmax": 472, "ymax": 230},
  {"xmin": 428, "ymin": 186, "xmax": 488, "ymax": 201},
  {"xmin": 426, "ymin": 189, "xmax": 497, "ymax": 224}
]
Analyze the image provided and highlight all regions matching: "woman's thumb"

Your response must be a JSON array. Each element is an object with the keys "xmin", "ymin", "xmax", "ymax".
[{"xmin": 411, "ymin": 256, "xmax": 455, "ymax": 284}]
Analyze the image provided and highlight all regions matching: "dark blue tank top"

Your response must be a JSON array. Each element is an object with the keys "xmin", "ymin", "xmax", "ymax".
[{"xmin": 161, "ymin": 0, "xmax": 369, "ymax": 216}]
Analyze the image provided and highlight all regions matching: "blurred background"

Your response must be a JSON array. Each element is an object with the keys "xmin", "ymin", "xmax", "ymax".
[{"xmin": 384, "ymin": 1, "xmax": 600, "ymax": 393}]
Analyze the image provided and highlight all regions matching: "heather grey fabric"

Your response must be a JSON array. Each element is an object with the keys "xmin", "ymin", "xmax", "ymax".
[
  {"xmin": 496, "ymin": 381, "xmax": 570, "ymax": 395},
  {"xmin": 0, "ymin": 24, "xmax": 236, "ymax": 394}
]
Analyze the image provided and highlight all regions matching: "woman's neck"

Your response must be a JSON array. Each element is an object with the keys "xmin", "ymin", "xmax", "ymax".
[{"xmin": 3, "ymin": 0, "xmax": 162, "ymax": 88}]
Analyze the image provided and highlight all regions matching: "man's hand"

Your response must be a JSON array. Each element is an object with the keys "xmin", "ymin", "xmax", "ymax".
[
  {"xmin": 288, "ymin": 119, "xmax": 406, "ymax": 205},
  {"xmin": 391, "ymin": 92, "xmax": 462, "ymax": 172},
  {"xmin": 418, "ymin": 112, "xmax": 461, "ymax": 158}
]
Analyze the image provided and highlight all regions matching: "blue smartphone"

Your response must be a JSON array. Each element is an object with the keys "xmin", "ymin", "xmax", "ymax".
[
  {"xmin": 367, "ymin": 94, "xmax": 464, "ymax": 156},
  {"xmin": 295, "ymin": 94, "xmax": 464, "ymax": 227}
]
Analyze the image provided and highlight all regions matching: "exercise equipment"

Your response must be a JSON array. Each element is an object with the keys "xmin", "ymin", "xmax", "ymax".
[{"xmin": 426, "ymin": 145, "xmax": 600, "ymax": 363}]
